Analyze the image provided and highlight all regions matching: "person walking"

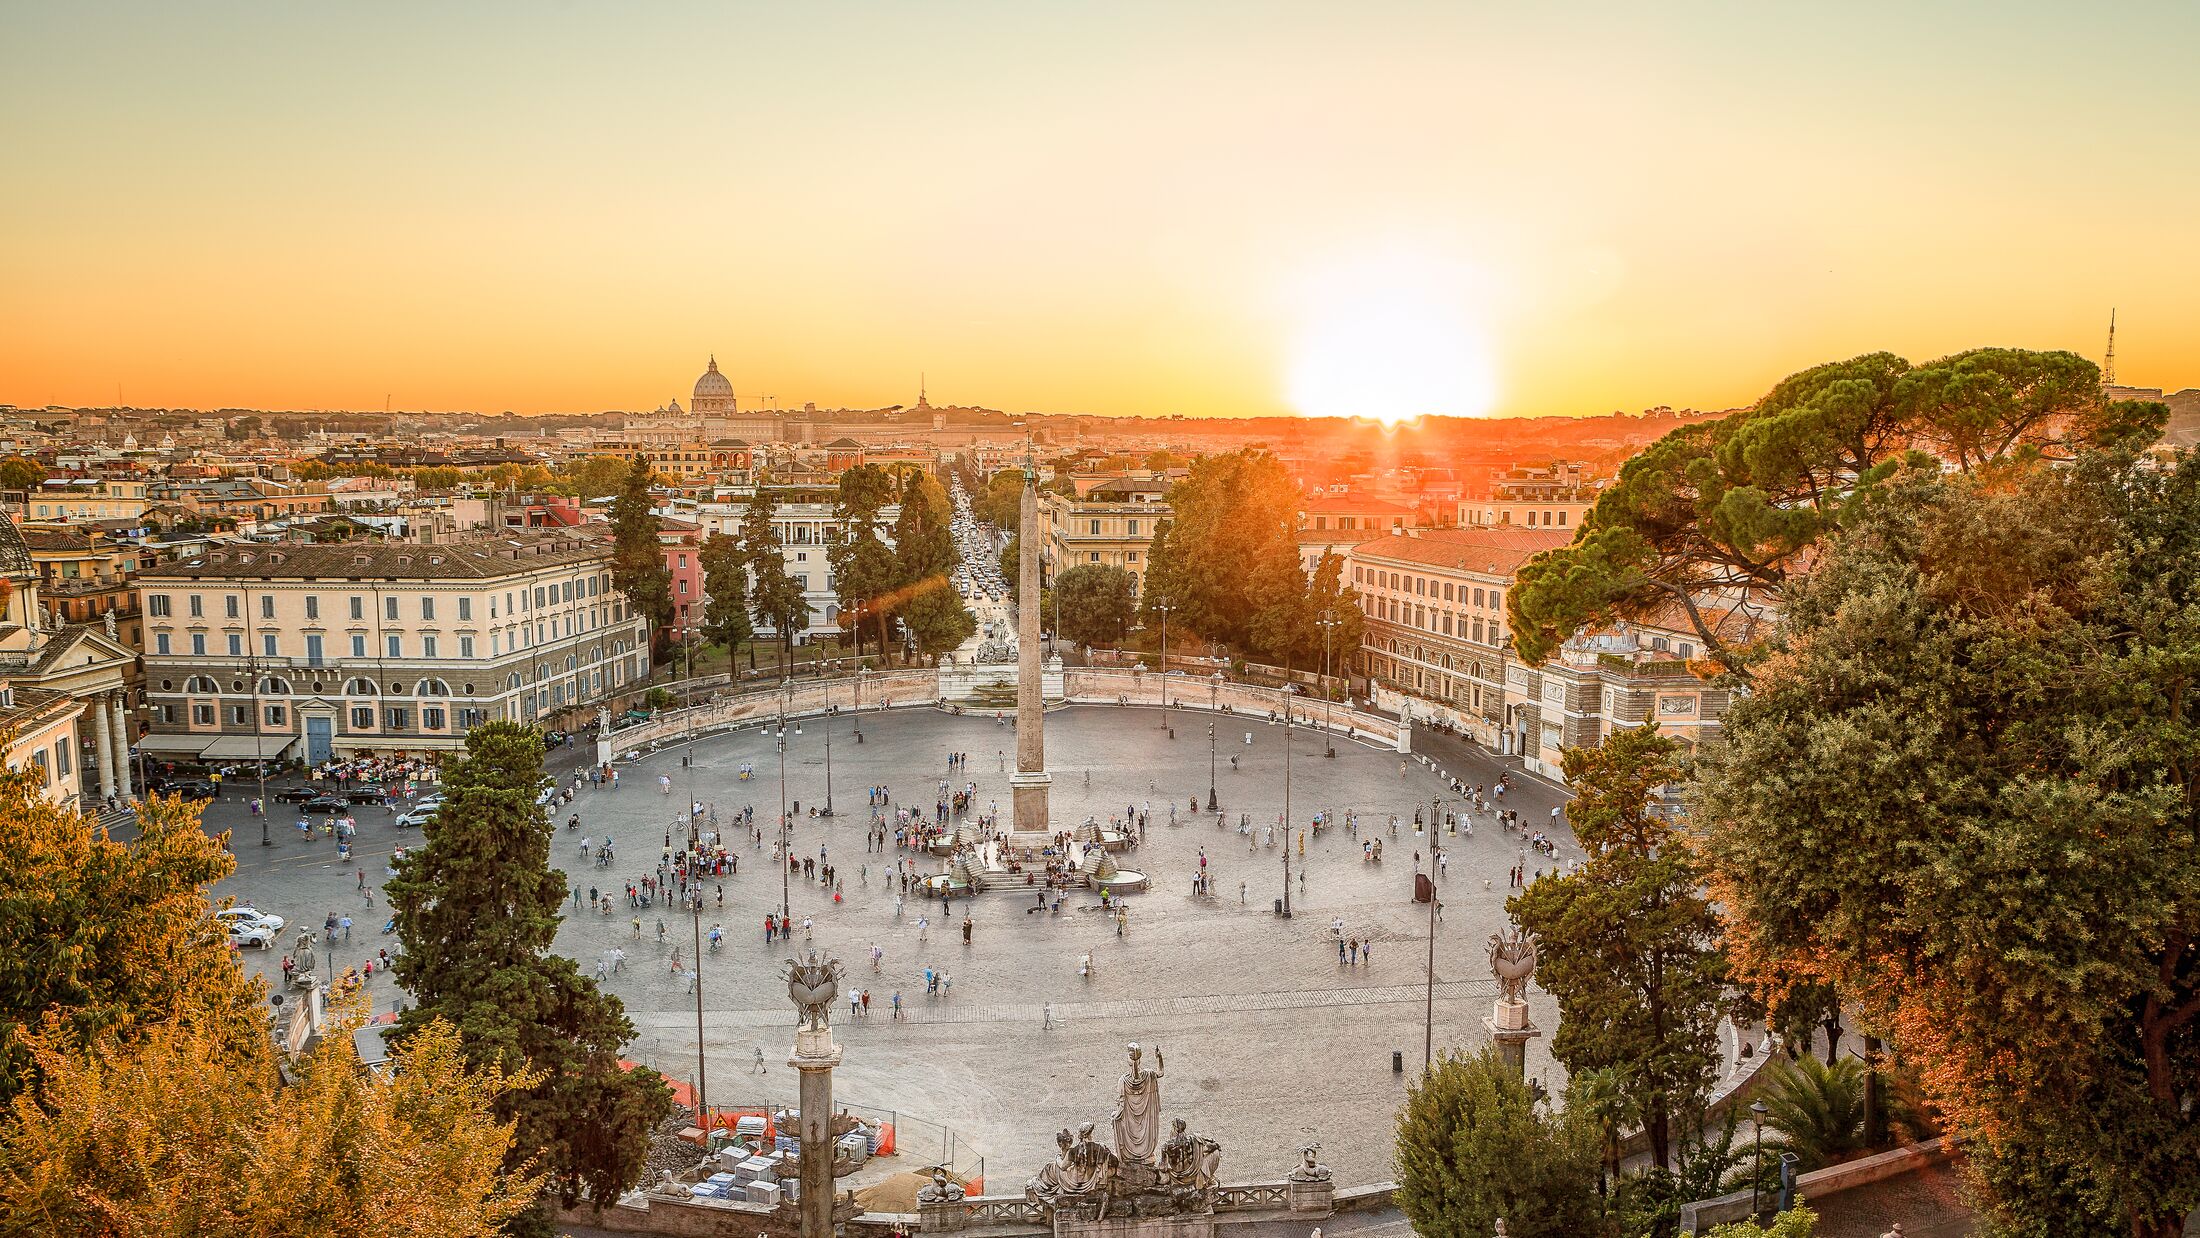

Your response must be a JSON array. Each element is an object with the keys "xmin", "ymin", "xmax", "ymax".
[{"xmin": 752, "ymin": 1047, "xmax": 767, "ymax": 1074}]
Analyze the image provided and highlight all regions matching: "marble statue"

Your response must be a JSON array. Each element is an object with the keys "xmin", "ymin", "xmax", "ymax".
[
  {"xmin": 917, "ymin": 1165, "xmax": 966, "ymax": 1204},
  {"xmin": 1287, "ymin": 1143, "xmax": 1332, "ymax": 1183},
  {"xmin": 102, "ymin": 610, "xmax": 117, "ymax": 638},
  {"xmin": 1487, "ymin": 927, "xmax": 1538, "ymax": 1004},
  {"xmin": 1111, "ymin": 1042, "xmax": 1165, "ymax": 1164},
  {"xmin": 783, "ymin": 949, "xmax": 842, "ymax": 1033},
  {"xmin": 1157, "ymin": 1118, "xmax": 1222, "ymax": 1195},
  {"xmin": 1028, "ymin": 1123, "xmax": 1121, "ymax": 1219}
]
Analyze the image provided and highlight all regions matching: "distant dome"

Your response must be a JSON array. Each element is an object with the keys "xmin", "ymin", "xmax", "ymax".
[{"xmin": 693, "ymin": 356, "xmax": 734, "ymax": 401}]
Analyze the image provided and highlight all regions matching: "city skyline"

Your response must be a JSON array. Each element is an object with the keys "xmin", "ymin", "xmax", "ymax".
[{"xmin": 4, "ymin": 2, "xmax": 2196, "ymax": 420}]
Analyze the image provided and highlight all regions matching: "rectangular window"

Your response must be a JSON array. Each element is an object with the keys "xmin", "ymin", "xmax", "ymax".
[
  {"xmin": 459, "ymin": 635, "xmax": 475, "ymax": 658},
  {"xmin": 385, "ymin": 708, "xmax": 408, "ymax": 730},
  {"xmin": 458, "ymin": 596, "xmax": 472, "ymax": 621},
  {"xmin": 534, "ymin": 587, "xmax": 545, "ymax": 608},
  {"xmin": 386, "ymin": 635, "xmax": 401, "ymax": 657},
  {"xmin": 262, "ymin": 634, "xmax": 278, "ymax": 657},
  {"xmin": 227, "ymin": 634, "xmax": 242, "ymax": 656},
  {"xmin": 351, "ymin": 706, "xmax": 374, "ymax": 729},
  {"xmin": 265, "ymin": 704, "xmax": 286, "ymax": 726},
  {"xmin": 30, "ymin": 750, "xmax": 47, "ymax": 784},
  {"xmin": 305, "ymin": 634, "xmax": 323, "ymax": 665},
  {"xmin": 260, "ymin": 595, "xmax": 274, "ymax": 619},
  {"xmin": 53, "ymin": 740, "xmax": 70, "ymax": 777},
  {"xmin": 1089, "ymin": 519, "xmax": 1101, "ymax": 534},
  {"xmin": 421, "ymin": 597, "xmax": 435, "ymax": 621},
  {"xmin": 193, "ymin": 704, "xmax": 215, "ymax": 726},
  {"xmin": 678, "ymin": 579, "xmax": 688, "ymax": 595},
  {"xmin": 156, "ymin": 703, "xmax": 175, "ymax": 724},
  {"xmin": 225, "ymin": 595, "xmax": 239, "ymax": 619},
  {"xmin": 422, "ymin": 635, "xmax": 437, "ymax": 658},
  {"xmin": 155, "ymin": 633, "xmax": 171, "ymax": 655},
  {"xmin": 385, "ymin": 596, "xmax": 398, "ymax": 620},
  {"xmin": 150, "ymin": 595, "xmax": 170, "ymax": 617},
  {"xmin": 459, "ymin": 708, "xmax": 484, "ymax": 729},
  {"xmin": 188, "ymin": 594, "xmax": 203, "ymax": 618},
  {"xmin": 424, "ymin": 706, "xmax": 446, "ymax": 730},
  {"xmin": 305, "ymin": 595, "xmax": 319, "ymax": 620},
  {"xmin": 191, "ymin": 634, "xmax": 206, "ymax": 656},
  {"xmin": 230, "ymin": 704, "xmax": 250, "ymax": 726},
  {"xmin": 1127, "ymin": 520, "xmax": 1139, "ymax": 536},
  {"xmin": 350, "ymin": 596, "xmax": 364, "ymax": 620}
]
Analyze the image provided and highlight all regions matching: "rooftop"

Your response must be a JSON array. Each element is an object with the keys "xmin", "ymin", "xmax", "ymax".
[
  {"xmin": 135, "ymin": 532, "xmax": 609, "ymax": 581},
  {"xmin": 1349, "ymin": 526, "xmax": 1571, "ymax": 577}
]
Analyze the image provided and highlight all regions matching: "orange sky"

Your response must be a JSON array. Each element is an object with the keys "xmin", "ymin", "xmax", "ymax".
[{"xmin": 3, "ymin": 2, "xmax": 2195, "ymax": 420}]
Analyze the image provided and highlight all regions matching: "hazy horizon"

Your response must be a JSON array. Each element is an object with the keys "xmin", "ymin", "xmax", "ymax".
[{"xmin": 5, "ymin": 2, "xmax": 2195, "ymax": 420}]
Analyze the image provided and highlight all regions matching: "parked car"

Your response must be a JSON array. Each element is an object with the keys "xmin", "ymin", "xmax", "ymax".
[
  {"xmin": 215, "ymin": 907, "xmax": 285, "ymax": 935},
  {"xmin": 227, "ymin": 920, "xmax": 278, "ymax": 949},
  {"xmin": 274, "ymin": 786, "xmax": 319, "ymax": 803},
  {"xmin": 344, "ymin": 786, "xmax": 389, "ymax": 804},
  {"xmin": 157, "ymin": 778, "xmax": 218, "ymax": 801},
  {"xmin": 396, "ymin": 803, "xmax": 440, "ymax": 829},
  {"xmin": 543, "ymin": 729, "xmax": 568, "ymax": 746},
  {"xmin": 303, "ymin": 796, "xmax": 347, "ymax": 814}
]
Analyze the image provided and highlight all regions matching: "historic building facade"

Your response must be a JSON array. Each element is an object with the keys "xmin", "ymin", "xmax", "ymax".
[{"xmin": 135, "ymin": 534, "xmax": 647, "ymax": 762}]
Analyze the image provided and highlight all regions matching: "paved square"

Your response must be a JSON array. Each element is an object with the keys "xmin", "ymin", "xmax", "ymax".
[{"xmin": 207, "ymin": 703, "xmax": 1583, "ymax": 1188}]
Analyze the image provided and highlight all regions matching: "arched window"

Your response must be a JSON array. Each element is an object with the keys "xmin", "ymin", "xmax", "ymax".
[
  {"xmin": 507, "ymin": 672, "xmax": 523, "ymax": 691},
  {"xmin": 184, "ymin": 675, "xmax": 218, "ymax": 694},
  {"xmin": 415, "ymin": 678, "xmax": 450, "ymax": 697},
  {"xmin": 344, "ymin": 678, "xmax": 378, "ymax": 696},
  {"xmin": 259, "ymin": 676, "xmax": 291, "ymax": 695}
]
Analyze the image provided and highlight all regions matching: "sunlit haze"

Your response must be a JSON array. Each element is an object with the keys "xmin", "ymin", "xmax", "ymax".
[{"xmin": 3, "ymin": 1, "xmax": 2196, "ymax": 418}]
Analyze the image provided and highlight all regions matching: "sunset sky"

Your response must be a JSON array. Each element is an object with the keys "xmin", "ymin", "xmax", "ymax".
[{"xmin": 3, "ymin": 2, "xmax": 2196, "ymax": 420}]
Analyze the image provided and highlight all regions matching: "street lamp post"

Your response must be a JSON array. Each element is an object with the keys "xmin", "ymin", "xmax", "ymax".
[
  {"xmin": 1750, "ymin": 1100, "xmax": 1769, "ymax": 1216},
  {"xmin": 692, "ymin": 890, "xmax": 708, "ymax": 1145},
  {"xmin": 821, "ymin": 689, "xmax": 835, "ymax": 819},
  {"xmin": 1280, "ymin": 686, "xmax": 1294, "ymax": 917},
  {"xmin": 1206, "ymin": 673, "xmax": 1221, "ymax": 811},
  {"xmin": 1423, "ymin": 797, "xmax": 1451, "ymax": 1070},
  {"xmin": 1317, "ymin": 614, "xmax": 1340, "ymax": 759},
  {"xmin": 776, "ymin": 709, "xmax": 798, "ymax": 926},
  {"xmin": 1154, "ymin": 600, "xmax": 1173, "ymax": 726},
  {"xmin": 854, "ymin": 666, "xmax": 865, "ymax": 743}
]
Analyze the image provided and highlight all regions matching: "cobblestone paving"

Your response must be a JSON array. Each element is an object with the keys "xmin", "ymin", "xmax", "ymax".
[{"xmin": 206, "ymin": 704, "xmax": 1583, "ymax": 1189}]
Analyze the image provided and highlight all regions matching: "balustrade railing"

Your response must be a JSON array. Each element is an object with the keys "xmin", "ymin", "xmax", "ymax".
[{"xmin": 1213, "ymin": 1182, "xmax": 1289, "ymax": 1211}]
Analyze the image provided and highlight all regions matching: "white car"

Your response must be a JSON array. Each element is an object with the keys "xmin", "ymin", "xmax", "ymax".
[
  {"xmin": 227, "ymin": 920, "xmax": 277, "ymax": 949},
  {"xmin": 396, "ymin": 802, "xmax": 442, "ymax": 829},
  {"xmin": 215, "ymin": 907, "xmax": 285, "ymax": 935}
]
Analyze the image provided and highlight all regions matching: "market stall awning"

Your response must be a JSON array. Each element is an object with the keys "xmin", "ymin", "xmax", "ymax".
[
  {"xmin": 198, "ymin": 735, "xmax": 295, "ymax": 760},
  {"xmin": 133, "ymin": 734, "xmax": 215, "ymax": 756}
]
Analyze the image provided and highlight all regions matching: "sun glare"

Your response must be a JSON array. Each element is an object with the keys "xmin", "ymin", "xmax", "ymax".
[{"xmin": 1285, "ymin": 252, "xmax": 1499, "ymax": 425}]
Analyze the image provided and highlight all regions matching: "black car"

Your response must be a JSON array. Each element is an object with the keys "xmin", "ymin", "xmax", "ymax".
[
  {"xmin": 303, "ymin": 796, "xmax": 347, "ymax": 814},
  {"xmin": 274, "ymin": 786, "xmax": 319, "ymax": 803},
  {"xmin": 344, "ymin": 786, "xmax": 389, "ymax": 804},
  {"xmin": 157, "ymin": 778, "xmax": 218, "ymax": 801}
]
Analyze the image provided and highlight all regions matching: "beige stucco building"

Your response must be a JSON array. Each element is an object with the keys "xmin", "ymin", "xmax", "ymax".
[
  {"xmin": 135, "ymin": 533, "xmax": 647, "ymax": 762},
  {"xmin": 1037, "ymin": 477, "xmax": 1170, "ymax": 599}
]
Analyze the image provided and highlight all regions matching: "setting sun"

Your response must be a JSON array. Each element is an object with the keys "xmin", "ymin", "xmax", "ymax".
[{"xmin": 1284, "ymin": 251, "xmax": 1500, "ymax": 425}]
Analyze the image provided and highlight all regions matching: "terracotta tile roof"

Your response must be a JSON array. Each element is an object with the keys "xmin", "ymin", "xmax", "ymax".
[
  {"xmin": 1348, "ymin": 527, "xmax": 1571, "ymax": 577},
  {"xmin": 135, "ymin": 532, "xmax": 610, "ymax": 581}
]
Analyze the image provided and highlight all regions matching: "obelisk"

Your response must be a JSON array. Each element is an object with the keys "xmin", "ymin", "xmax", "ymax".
[{"xmin": 1010, "ymin": 464, "xmax": 1052, "ymax": 836}]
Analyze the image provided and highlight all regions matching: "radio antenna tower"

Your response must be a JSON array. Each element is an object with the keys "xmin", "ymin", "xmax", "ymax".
[{"xmin": 2103, "ymin": 309, "xmax": 2117, "ymax": 386}]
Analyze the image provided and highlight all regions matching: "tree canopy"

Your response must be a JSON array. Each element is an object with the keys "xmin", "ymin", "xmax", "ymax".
[
  {"xmin": 608, "ymin": 455, "xmax": 673, "ymax": 648},
  {"xmin": 1051, "ymin": 563, "xmax": 1136, "ymax": 646},
  {"xmin": 1510, "ymin": 724, "xmax": 1725, "ymax": 1172},
  {"xmin": 740, "ymin": 486, "xmax": 808, "ymax": 665},
  {"xmin": 1506, "ymin": 349, "xmax": 2170, "ymax": 676},
  {"xmin": 1, "ymin": 1008, "xmax": 540, "ymax": 1237},
  {"xmin": 698, "ymin": 531, "xmax": 753, "ymax": 654},
  {"xmin": 388, "ymin": 722, "xmax": 672, "ymax": 1219},
  {"xmin": 1394, "ymin": 1046, "xmax": 1608, "ymax": 1238},
  {"xmin": 1693, "ymin": 454, "xmax": 2200, "ymax": 1237},
  {"xmin": 0, "ymin": 783, "xmax": 260, "ymax": 1109}
]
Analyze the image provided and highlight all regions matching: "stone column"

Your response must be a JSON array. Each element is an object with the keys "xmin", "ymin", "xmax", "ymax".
[
  {"xmin": 111, "ymin": 695, "xmax": 134, "ymax": 799},
  {"xmin": 1010, "ymin": 470, "xmax": 1051, "ymax": 835},
  {"xmin": 1484, "ymin": 997, "xmax": 1541, "ymax": 1079},
  {"xmin": 90, "ymin": 695, "xmax": 118, "ymax": 803},
  {"xmin": 790, "ymin": 1025, "xmax": 841, "ymax": 1238}
]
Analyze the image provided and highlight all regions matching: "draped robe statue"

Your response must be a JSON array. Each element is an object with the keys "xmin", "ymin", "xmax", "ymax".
[{"xmin": 1111, "ymin": 1042, "xmax": 1165, "ymax": 1164}]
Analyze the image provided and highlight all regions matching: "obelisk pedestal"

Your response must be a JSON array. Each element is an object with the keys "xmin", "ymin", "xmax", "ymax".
[{"xmin": 1010, "ymin": 466, "xmax": 1052, "ymax": 840}]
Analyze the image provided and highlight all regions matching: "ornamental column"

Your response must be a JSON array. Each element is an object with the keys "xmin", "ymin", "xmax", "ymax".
[
  {"xmin": 1010, "ymin": 467, "xmax": 1051, "ymax": 836},
  {"xmin": 784, "ymin": 950, "xmax": 846, "ymax": 1238},
  {"xmin": 90, "ymin": 695, "xmax": 118, "ymax": 803},
  {"xmin": 111, "ymin": 695, "xmax": 134, "ymax": 799}
]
